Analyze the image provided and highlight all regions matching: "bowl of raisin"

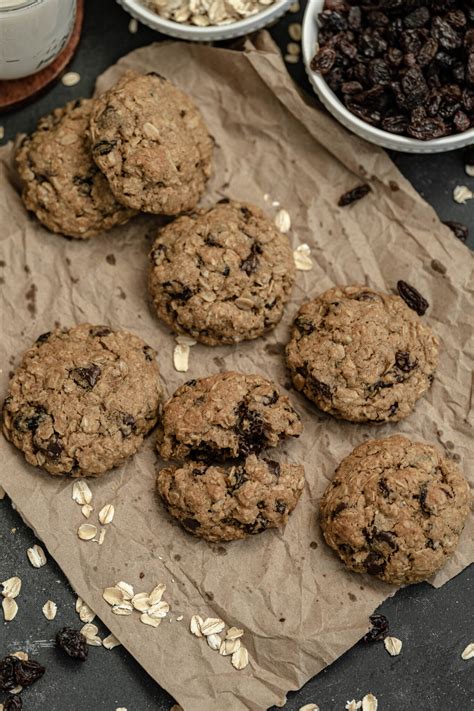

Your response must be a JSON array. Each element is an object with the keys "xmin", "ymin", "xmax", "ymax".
[{"xmin": 302, "ymin": 0, "xmax": 474, "ymax": 152}]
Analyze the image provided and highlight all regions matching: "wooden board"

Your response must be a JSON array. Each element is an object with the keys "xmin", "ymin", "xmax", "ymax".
[{"xmin": 0, "ymin": 0, "xmax": 84, "ymax": 113}]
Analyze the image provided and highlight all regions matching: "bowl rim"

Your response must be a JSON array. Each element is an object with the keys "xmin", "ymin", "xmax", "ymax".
[
  {"xmin": 120, "ymin": 0, "xmax": 293, "ymax": 37},
  {"xmin": 301, "ymin": 0, "xmax": 474, "ymax": 151}
]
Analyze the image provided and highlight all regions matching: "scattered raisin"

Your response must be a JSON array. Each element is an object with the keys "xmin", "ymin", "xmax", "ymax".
[
  {"xmin": 0, "ymin": 655, "xmax": 45, "ymax": 692},
  {"xmin": 56, "ymin": 627, "xmax": 88, "ymax": 661},
  {"xmin": 395, "ymin": 351, "xmax": 417, "ymax": 372},
  {"xmin": 338, "ymin": 184, "xmax": 371, "ymax": 206},
  {"xmin": 93, "ymin": 140, "xmax": 116, "ymax": 156},
  {"xmin": 4, "ymin": 697, "xmax": 22, "ymax": 711},
  {"xmin": 70, "ymin": 364, "xmax": 101, "ymax": 389},
  {"xmin": 397, "ymin": 280, "xmax": 429, "ymax": 315},
  {"xmin": 443, "ymin": 220, "xmax": 468, "ymax": 242},
  {"xmin": 363, "ymin": 613, "xmax": 390, "ymax": 642}
]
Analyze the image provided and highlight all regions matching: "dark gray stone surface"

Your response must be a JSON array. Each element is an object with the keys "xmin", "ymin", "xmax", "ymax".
[{"xmin": 0, "ymin": 1, "xmax": 473, "ymax": 710}]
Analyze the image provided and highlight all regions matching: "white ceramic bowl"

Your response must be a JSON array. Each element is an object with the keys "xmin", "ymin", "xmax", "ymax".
[
  {"xmin": 302, "ymin": 0, "xmax": 474, "ymax": 153},
  {"xmin": 117, "ymin": 0, "xmax": 294, "ymax": 42}
]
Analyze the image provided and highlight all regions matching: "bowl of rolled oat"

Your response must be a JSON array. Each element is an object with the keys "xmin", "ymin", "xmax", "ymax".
[
  {"xmin": 302, "ymin": 0, "xmax": 474, "ymax": 153},
  {"xmin": 118, "ymin": 0, "xmax": 295, "ymax": 41}
]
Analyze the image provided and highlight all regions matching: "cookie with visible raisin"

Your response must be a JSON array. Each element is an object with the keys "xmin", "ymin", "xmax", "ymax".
[
  {"xmin": 89, "ymin": 71, "xmax": 213, "ymax": 215},
  {"xmin": 2, "ymin": 325, "xmax": 162, "ymax": 477},
  {"xmin": 286, "ymin": 285, "xmax": 439, "ymax": 423},
  {"xmin": 157, "ymin": 454, "xmax": 305, "ymax": 542},
  {"xmin": 148, "ymin": 200, "xmax": 295, "ymax": 345},
  {"xmin": 157, "ymin": 371, "xmax": 302, "ymax": 462},
  {"xmin": 15, "ymin": 99, "xmax": 135, "ymax": 238},
  {"xmin": 320, "ymin": 435, "xmax": 470, "ymax": 585}
]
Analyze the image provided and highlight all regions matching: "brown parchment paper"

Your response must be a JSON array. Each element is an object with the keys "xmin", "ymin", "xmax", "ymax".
[{"xmin": 0, "ymin": 34, "xmax": 473, "ymax": 711}]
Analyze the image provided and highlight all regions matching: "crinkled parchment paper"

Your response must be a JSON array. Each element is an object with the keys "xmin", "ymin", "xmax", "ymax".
[{"xmin": 0, "ymin": 33, "xmax": 472, "ymax": 711}]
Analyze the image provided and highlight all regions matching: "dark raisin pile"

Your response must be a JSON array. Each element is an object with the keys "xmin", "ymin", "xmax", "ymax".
[
  {"xmin": 0, "ymin": 655, "xmax": 45, "ymax": 692},
  {"xmin": 311, "ymin": 0, "xmax": 474, "ymax": 139}
]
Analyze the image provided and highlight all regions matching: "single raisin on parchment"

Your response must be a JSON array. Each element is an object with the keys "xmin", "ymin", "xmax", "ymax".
[
  {"xmin": 397, "ymin": 280, "xmax": 429, "ymax": 315},
  {"xmin": 363, "ymin": 613, "xmax": 390, "ymax": 642},
  {"xmin": 338, "ymin": 184, "xmax": 371, "ymax": 207},
  {"xmin": 56, "ymin": 627, "xmax": 88, "ymax": 661}
]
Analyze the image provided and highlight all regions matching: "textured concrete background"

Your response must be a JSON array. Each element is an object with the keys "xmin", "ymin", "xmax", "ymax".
[{"xmin": 1, "ymin": 1, "xmax": 473, "ymax": 709}]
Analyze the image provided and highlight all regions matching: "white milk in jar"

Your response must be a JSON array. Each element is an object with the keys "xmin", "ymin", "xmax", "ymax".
[{"xmin": 0, "ymin": 0, "xmax": 77, "ymax": 80}]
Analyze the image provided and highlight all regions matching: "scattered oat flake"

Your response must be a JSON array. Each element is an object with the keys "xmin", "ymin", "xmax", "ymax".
[
  {"xmin": 11, "ymin": 651, "xmax": 28, "ymax": 661},
  {"xmin": 289, "ymin": 1, "xmax": 299, "ymax": 10},
  {"xmin": 226, "ymin": 626, "xmax": 244, "ymax": 640},
  {"xmin": 149, "ymin": 583, "xmax": 166, "ymax": 604},
  {"xmin": 207, "ymin": 633, "xmax": 222, "ymax": 651},
  {"xmin": 72, "ymin": 480, "xmax": 92, "ymax": 505},
  {"xmin": 116, "ymin": 708, "xmax": 127, "ymax": 711},
  {"xmin": 173, "ymin": 343, "xmax": 190, "ymax": 372},
  {"xmin": 148, "ymin": 600, "xmax": 170, "ymax": 619},
  {"xmin": 75, "ymin": 596, "xmax": 83, "ymax": 613},
  {"xmin": 80, "ymin": 623, "xmax": 99, "ymax": 639},
  {"xmin": 103, "ymin": 634, "xmax": 121, "ymax": 650},
  {"xmin": 231, "ymin": 645, "xmax": 249, "ymax": 670},
  {"xmin": 298, "ymin": 705, "xmax": 319, "ymax": 711},
  {"xmin": 116, "ymin": 581, "xmax": 134, "ymax": 599},
  {"xmin": 78, "ymin": 523, "xmax": 97, "ymax": 541},
  {"xmin": 200, "ymin": 617, "xmax": 225, "ymax": 636},
  {"xmin": 79, "ymin": 603, "xmax": 95, "ymax": 623},
  {"xmin": 103, "ymin": 587, "xmax": 125, "ymax": 606},
  {"xmin": 453, "ymin": 185, "xmax": 473, "ymax": 204},
  {"xmin": 274, "ymin": 209, "xmax": 291, "ymax": 233},
  {"xmin": 97, "ymin": 528, "xmax": 106, "ymax": 545},
  {"xmin": 346, "ymin": 702, "xmax": 362, "ymax": 711},
  {"xmin": 220, "ymin": 637, "xmax": 240, "ymax": 656},
  {"xmin": 287, "ymin": 42, "xmax": 300, "ymax": 56},
  {"xmin": 112, "ymin": 602, "xmax": 133, "ymax": 616},
  {"xmin": 9, "ymin": 685, "xmax": 22, "ymax": 695},
  {"xmin": 362, "ymin": 693, "xmax": 378, "ymax": 711},
  {"xmin": 190, "ymin": 614, "xmax": 204, "ymax": 637},
  {"xmin": 461, "ymin": 642, "xmax": 474, "ymax": 660},
  {"xmin": 99, "ymin": 503, "xmax": 115, "ymax": 525},
  {"xmin": 2, "ymin": 597, "xmax": 18, "ymax": 621},
  {"xmin": 384, "ymin": 636, "xmax": 402, "ymax": 656},
  {"xmin": 81, "ymin": 504, "xmax": 93, "ymax": 518},
  {"xmin": 465, "ymin": 164, "xmax": 474, "ymax": 177},
  {"xmin": 289, "ymin": 22, "xmax": 302, "ymax": 41},
  {"xmin": 140, "ymin": 612, "xmax": 161, "ymax": 627},
  {"xmin": 27, "ymin": 544, "xmax": 47, "ymax": 567},
  {"xmin": 285, "ymin": 54, "xmax": 299, "ymax": 64},
  {"xmin": 42, "ymin": 600, "xmax": 57, "ymax": 620},
  {"xmin": 2, "ymin": 576, "xmax": 21, "ymax": 599},
  {"xmin": 294, "ymin": 247, "xmax": 313, "ymax": 271},
  {"xmin": 128, "ymin": 17, "xmax": 138, "ymax": 32},
  {"xmin": 176, "ymin": 615, "xmax": 183, "ymax": 621},
  {"xmin": 62, "ymin": 71, "xmax": 80, "ymax": 87},
  {"xmin": 132, "ymin": 592, "xmax": 151, "ymax": 611}
]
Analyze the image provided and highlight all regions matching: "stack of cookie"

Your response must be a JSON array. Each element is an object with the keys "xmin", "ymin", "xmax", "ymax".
[
  {"xmin": 16, "ymin": 70, "xmax": 213, "ymax": 238},
  {"xmin": 156, "ymin": 372, "xmax": 305, "ymax": 542}
]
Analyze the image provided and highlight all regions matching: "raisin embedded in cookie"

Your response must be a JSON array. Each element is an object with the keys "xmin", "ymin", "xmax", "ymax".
[
  {"xmin": 286, "ymin": 285, "xmax": 439, "ymax": 423},
  {"xmin": 2, "ymin": 325, "xmax": 162, "ymax": 477},
  {"xmin": 15, "ymin": 99, "xmax": 135, "ymax": 239},
  {"xmin": 89, "ymin": 71, "xmax": 213, "ymax": 215},
  {"xmin": 157, "ymin": 454, "xmax": 305, "ymax": 542},
  {"xmin": 320, "ymin": 435, "xmax": 470, "ymax": 585},
  {"xmin": 157, "ymin": 372, "xmax": 302, "ymax": 461},
  {"xmin": 148, "ymin": 201, "xmax": 295, "ymax": 345}
]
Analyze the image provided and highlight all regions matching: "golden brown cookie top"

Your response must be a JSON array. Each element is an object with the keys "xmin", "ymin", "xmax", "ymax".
[
  {"xmin": 89, "ymin": 71, "xmax": 213, "ymax": 215},
  {"xmin": 149, "ymin": 201, "xmax": 295, "ymax": 345},
  {"xmin": 3, "ymin": 324, "xmax": 162, "ymax": 477},
  {"xmin": 320, "ymin": 435, "xmax": 470, "ymax": 585},
  {"xmin": 15, "ymin": 98, "xmax": 134, "ymax": 238},
  {"xmin": 157, "ymin": 371, "xmax": 302, "ymax": 462},
  {"xmin": 286, "ymin": 285, "xmax": 439, "ymax": 423},
  {"xmin": 157, "ymin": 454, "xmax": 305, "ymax": 542}
]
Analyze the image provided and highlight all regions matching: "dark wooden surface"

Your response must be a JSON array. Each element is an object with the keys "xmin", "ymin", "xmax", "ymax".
[{"xmin": 0, "ymin": 1, "xmax": 473, "ymax": 710}]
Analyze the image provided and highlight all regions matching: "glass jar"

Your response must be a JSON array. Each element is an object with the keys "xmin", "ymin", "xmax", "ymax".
[{"xmin": 0, "ymin": 0, "xmax": 77, "ymax": 80}]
